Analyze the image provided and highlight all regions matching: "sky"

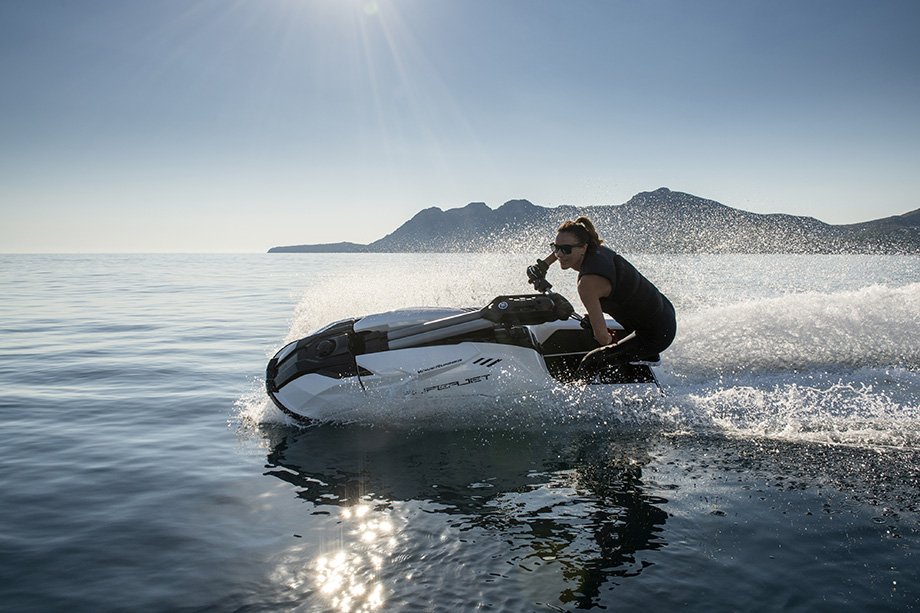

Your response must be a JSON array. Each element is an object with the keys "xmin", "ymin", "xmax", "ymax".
[{"xmin": 1, "ymin": 0, "xmax": 918, "ymax": 253}]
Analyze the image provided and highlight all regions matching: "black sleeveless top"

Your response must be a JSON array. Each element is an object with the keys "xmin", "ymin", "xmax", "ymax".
[{"xmin": 578, "ymin": 245, "xmax": 667, "ymax": 333}]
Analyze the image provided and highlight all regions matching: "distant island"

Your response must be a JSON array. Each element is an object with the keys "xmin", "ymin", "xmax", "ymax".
[{"xmin": 269, "ymin": 188, "xmax": 920, "ymax": 254}]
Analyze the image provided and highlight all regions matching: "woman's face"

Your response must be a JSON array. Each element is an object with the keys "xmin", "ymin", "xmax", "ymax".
[{"xmin": 553, "ymin": 231, "xmax": 587, "ymax": 270}]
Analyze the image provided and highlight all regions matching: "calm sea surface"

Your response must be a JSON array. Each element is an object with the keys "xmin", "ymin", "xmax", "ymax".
[{"xmin": 1, "ymin": 253, "xmax": 919, "ymax": 611}]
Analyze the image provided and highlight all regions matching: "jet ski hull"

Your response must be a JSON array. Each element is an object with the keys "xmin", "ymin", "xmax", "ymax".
[{"xmin": 266, "ymin": 294, "xmax": 660, "ymax": 422}]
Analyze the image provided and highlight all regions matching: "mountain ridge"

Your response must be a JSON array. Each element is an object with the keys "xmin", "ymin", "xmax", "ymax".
[{"xmin": 268, "ymin": 188, "xmax": 919, "ymax": 254}]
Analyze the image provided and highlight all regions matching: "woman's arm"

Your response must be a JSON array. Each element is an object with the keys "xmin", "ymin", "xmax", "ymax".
[
  {"xmin": 527, "ymin": 253, "xmax": 557, "ymax": 290},
  {"xmin": 577, "ymin": 274, "xmax": 614, "ymax": 346}
]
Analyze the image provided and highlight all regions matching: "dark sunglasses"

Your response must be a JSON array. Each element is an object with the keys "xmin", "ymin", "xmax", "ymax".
[{"xmin": 550, "ymin": 242, "xmax": 584, "ymax": 255}]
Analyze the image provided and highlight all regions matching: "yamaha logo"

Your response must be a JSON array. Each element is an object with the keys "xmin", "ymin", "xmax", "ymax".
[{"xmin": 498, "ymin": 301, "xmax": 509, "ymax": 310}]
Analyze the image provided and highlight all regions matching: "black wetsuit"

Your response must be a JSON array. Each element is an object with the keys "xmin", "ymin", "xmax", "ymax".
[{"xmin": 577, "ymin": 246, "xmax": 676, "ymax": 373}]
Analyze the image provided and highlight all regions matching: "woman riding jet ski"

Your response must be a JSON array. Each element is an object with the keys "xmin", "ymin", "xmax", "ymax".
[
  {"xmin": 527, "ymin": 215, "xmax": 677, "ymax": 380},
  {"xmin": 266, "ymin": 223, "xmax": 669, "ymax": 422}
]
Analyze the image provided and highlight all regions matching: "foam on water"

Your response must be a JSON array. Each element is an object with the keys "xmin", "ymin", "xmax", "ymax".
[
  {"xmin": 666, "ymin": 367, "xmax": 920, "ymax": 448},
  {"xmin": 661, "ymin": 283, "xmax": 920, "ymax": 447},
  {"xmin": 669, "ymin": 282, "xmax": 920, "ymax": 375},
  {"xmin": 238, "ymin": 260, "xmax": 920, "ymax": 450}
]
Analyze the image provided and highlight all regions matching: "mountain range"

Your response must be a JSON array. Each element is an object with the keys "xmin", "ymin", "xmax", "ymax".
[{"xmin": 268, "ymin": 188, "xmax": 919, "ymax": 254}]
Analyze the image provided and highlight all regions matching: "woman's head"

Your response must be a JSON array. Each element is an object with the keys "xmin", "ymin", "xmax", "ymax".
[
  {"xmin": 553, "ymin": 216, "xmax": 603, "ymax": 270},
  {"xmin": 555, "ymin": 216, "xmax": 603, "ymax": 250}
]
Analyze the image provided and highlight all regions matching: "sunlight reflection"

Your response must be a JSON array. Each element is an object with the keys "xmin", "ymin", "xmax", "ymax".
[{"xmin": 313, "ymin": 503, "xmax": 397, "ymax": 611}]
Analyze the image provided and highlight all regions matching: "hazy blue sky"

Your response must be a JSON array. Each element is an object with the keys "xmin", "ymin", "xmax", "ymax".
[{"xmin": 2, "ymin": 0, "xmax": 918, "ymax": 252}]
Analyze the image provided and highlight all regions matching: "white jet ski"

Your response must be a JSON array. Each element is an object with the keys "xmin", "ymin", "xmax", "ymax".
[{"xmin": 266, "ymin": 290, "xmax": 662, "ymax": 422}]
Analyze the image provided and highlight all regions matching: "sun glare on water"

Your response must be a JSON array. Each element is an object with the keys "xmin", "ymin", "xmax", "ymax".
[{"xmin": 313, "ymin": 504, "xmax": 397, "ymax": 611}]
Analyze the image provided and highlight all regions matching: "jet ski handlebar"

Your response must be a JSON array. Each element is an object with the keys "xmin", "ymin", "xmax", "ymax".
[{"xmin": 480, "ymin": 293, "xmax": 574, "ymax": 326}]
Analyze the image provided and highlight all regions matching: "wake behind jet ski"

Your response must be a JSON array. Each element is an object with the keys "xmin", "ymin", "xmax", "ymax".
[{"xmin": 265, "ymin": 281, "xmax": 662, "ymax": 423}]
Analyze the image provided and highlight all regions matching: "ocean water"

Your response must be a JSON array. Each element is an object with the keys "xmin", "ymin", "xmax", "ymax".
[{"xmin": 1, "ymin": 252, "xmax": 919, "ymax": 612}]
